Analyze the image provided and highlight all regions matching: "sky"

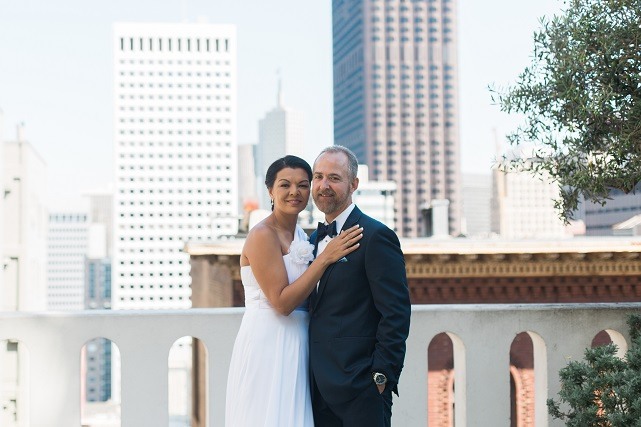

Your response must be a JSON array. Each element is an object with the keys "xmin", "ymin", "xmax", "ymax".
[{"xmin": 0, "ymin": 0, "xmax": 563, "ymax": 210}]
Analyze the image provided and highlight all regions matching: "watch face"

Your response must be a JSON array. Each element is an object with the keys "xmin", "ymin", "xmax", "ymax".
[{"xmin": 374, "ymin": 373, "xmax": 387, "ymax": 384}]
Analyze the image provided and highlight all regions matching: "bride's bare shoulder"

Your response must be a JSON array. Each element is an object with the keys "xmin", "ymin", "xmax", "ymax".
[{"xmin": 243, "ymin": 221, "xmax": 280, "ymax": 256}]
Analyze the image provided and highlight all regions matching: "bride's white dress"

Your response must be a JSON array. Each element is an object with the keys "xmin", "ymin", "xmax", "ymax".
[{"xmin": 225, "ymin": 226, "xmax": 314, "ymax": 427}]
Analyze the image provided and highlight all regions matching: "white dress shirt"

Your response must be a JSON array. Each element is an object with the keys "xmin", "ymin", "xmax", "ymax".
[{"xmin": 316, "ymin": 203, "xmax": 356, "ymax": 289}]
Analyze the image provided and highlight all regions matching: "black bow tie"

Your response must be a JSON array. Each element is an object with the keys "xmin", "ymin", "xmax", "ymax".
[{"xmin": 317, "ymin": 221, "xmax": 337, "ymax": 241}]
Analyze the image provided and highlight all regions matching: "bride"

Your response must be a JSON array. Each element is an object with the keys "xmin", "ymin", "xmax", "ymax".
[{"xmin": 225, "ymin": 155, "xmax": 363, "ymax": 426}]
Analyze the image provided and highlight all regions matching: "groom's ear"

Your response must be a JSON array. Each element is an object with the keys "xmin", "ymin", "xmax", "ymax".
[{"xmin": 350, "ymin": 177, "xmax": 359, "ymax": 193}]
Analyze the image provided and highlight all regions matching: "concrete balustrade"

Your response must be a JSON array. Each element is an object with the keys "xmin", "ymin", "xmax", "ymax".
[{"xmin": 1, "ymin": 303, "xmax": 639, "ymax": 426}]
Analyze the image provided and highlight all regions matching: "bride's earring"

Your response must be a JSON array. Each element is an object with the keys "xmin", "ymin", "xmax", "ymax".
[{"xmin": 271, "ymin": 198, "xmax": 274, "ymax": 210}]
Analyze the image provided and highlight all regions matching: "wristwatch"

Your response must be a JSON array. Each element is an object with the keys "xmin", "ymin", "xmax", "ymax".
[{"xmin": 372, "ymin": 372, "xmax": 387, "ymax": 386}]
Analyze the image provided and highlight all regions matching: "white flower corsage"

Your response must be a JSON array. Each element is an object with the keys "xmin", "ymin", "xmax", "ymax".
[{"xmin": 289, "ymin": 239, "xmax": 315, "ymax": 264}]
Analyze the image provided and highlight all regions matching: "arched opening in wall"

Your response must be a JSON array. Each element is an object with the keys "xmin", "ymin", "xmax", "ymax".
[
  {"xmin": 168, "ymin": 336, "xmax": 194, "ymax": 427},
  {"xmin": 191, "ymin": 337, "xmax": 209, "ymax": 427},
  {"xmin": 0, "ymin": 339, "xmax": 29, "ymax": 426},
  {"xmin": 428, "ymin": 332, "xmax": 465, "ymax": 427},
  {"xmin": 80, "ymin": 337, "xmax": 121, "ymax": 426},
  {"xmin": 588, "ymin": 329, "xmax": 627, "ymax": 416},
  {"xmin": 509, "ymin": 331, "xmax": 547, "ymax": 427},
  {"xmin": 592, "ymin": 329, "xmax": 627, "ymax": 358}
]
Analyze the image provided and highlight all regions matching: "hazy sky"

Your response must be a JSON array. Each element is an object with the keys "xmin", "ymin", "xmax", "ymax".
[{"xmin": 0, "ymin": 0, "xmax": 563, "ymax": 210}]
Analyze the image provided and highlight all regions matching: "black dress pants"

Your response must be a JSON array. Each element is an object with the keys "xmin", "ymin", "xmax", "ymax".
[{"xmin": 311, "ymin": 377, "xmax": 392, "ymax": 427}]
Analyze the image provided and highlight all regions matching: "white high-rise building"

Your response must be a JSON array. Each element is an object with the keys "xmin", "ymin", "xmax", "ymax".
[
  {"xmin": 462, "ymin": 173, "xmax": 492, "ymax": 237},
  {"xmin": 46, "ymin": 191, "xmax": 114, "ymax": 312},
  {"xmin": 47, "ymin": 212, "xmax": 89, "ymax": 311},
  {"xmin": 491, "ymin": 165, "xmax": 569, "ymax": 239},
  {"xmin": 112, "ymin": 22, "xmax": 238, "ymax": 310},
  {"xmin": 353, "ymin": 165, "xmax": 396, "ymax": 231},
  {"xmin": 85, "ymin": 189, "xmax": 114, "ymax": 257},
  {"xmin": 254, "ymin": 80, "xmax": 304, "ymax": 209},
  {"xmin": 2, "ymin": 126, "xmax": 48, "ymax": 312},
  {"xmin": 0, "ymin": 109, "xmax": 4, "ymax": 294},
  {"xmin": 1, "ymin": 125, "xmax": 48, "ymax": 427}
]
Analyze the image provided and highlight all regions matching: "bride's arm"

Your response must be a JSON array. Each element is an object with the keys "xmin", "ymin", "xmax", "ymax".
[{"xmin": 246, "ymin": 225, "xmax": 362, "ymax": 316}]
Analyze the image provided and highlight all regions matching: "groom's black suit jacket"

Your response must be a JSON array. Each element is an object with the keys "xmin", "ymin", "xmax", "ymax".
[{"xmin": 309, "ymin": 206, "xmax": 411, "ymax": 406}]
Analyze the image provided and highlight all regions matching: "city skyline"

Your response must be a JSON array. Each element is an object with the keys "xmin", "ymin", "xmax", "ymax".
[{"xmin": 0, "ymin": 0, "xmax": 562, "ymax": 210}]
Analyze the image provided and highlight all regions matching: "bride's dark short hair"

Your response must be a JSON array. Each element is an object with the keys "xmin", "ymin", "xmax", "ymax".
[{"xmin": 265, "ymin": 155, "xmax": 313, "ymax": 189}]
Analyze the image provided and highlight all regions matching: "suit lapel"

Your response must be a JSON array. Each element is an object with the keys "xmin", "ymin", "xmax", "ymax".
[
  {"xmin": 312, "ymin": 207, "xmax": 363, "ymax": 310},
  {"xmin": 340, "ymin": 206, "xmax": 362, "ymax": 232}
]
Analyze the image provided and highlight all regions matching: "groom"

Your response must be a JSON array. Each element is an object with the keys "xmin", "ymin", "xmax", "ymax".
[{"xmin": 309, "ymin": 145, "xmax": 411, "ymax": 427}]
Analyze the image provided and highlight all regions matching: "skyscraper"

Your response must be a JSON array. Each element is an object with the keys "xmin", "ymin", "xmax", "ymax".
[
  {"xmin": 85, "ymin": 189, "xmax": 114, "ymax": 257},
  {"xmin": 254, "ymin": 79, "xmax": 304, "ymax": 210},
  {"xmin": 47, "ymin": 212, "xmax": 89, "ymax": 311},
  {"xmin": 3, "ymin": 127, "xmax": 48, "ymax": 312},
  {"xmin": 112, "ymin": 22, "xmax": 237, "ymax": 310},
  {"xmin": 353, "ymin": 165, "xmax": 397, "ymax": 229},
  {"xmin": 461, "ymin": 173, "xmax": 491, "ymax": 237},
  {"xmin": 1, "ymin": 125, "xmax": 48, "ymax": 427},
  {"xmin": 332, "ymin": 0, "xmax": 461, "ymax": 237},
  {"xmin": 491, "ymin": 166, "xmax": 569, "ymax": 239}
]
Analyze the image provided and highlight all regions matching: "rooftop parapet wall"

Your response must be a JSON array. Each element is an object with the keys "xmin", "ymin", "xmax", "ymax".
[{"xmin": 2, "ymin": 304, "xmax": 640, "ymax": 426}]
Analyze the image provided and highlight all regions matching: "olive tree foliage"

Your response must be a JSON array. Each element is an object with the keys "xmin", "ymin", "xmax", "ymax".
[
  {"xmin": 547, "ymin": 314, "xmax": 641, "ymax": 426},
  {"xmin": 491, "ymin": 0, "xmax": 641, "ymax": 221}
]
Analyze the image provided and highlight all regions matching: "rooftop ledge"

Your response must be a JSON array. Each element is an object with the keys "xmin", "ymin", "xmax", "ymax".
[{"xmin": 184, "ymin": 235, "xmax": 641, "ymax": 257}]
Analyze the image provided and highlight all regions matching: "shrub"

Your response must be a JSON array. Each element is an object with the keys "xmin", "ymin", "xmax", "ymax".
[{"xmin": 547, "ymin": 314, "xmax": 641, "ymax": 426}]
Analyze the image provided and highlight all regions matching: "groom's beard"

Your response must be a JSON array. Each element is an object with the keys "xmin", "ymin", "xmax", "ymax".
[{"xmin": 313, "ymin": 190, "xmax": 349, "ymax": 216}]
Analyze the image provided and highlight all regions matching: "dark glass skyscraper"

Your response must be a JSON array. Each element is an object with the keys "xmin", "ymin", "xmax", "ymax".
[{"xmin": 333, "ymin": 0, "xmax": 461, "ymax": 237}]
